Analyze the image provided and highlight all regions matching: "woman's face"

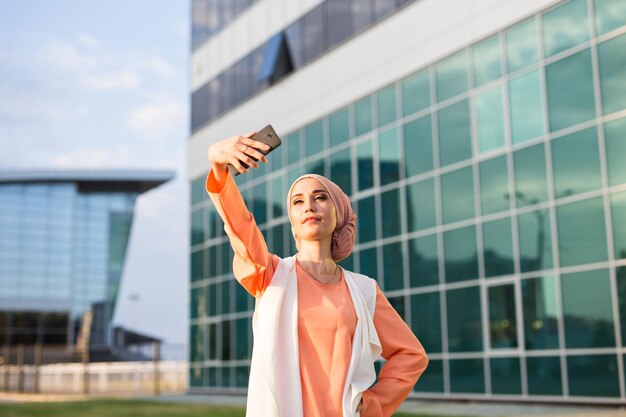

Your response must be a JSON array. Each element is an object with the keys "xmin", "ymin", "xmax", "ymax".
[{"xmin": 289, "ymin": 178, "xmax": 337, "ymax": 243}]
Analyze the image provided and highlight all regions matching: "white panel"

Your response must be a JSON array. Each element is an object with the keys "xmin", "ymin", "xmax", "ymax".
[{"xmin": 188, "ymin": 0, "xmax": 560, "ymax": 179}]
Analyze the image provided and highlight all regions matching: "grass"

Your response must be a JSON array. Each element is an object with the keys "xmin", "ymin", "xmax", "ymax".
[{"xmin": 0, "ymin": 399, "xmax": 459, "ymax": 417}]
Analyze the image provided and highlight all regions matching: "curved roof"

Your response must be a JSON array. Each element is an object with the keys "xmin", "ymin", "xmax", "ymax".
[{"xmin": 0, "ymin": 169, "xmax": 175, "ymax": 194}]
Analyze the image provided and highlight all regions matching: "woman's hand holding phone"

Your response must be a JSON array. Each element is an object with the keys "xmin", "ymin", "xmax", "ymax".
[{"xmin": 208, "ymin": 131, "xmax": 271, "ymax": 182}]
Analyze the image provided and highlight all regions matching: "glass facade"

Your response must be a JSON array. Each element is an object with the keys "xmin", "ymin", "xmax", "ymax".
[
  {"xmin": 190, "ymin": 0, "xmax": 626, "ymax": 402},
  {"xmin": 0, "ymin": 179, "xmax": 142, "ymax": 347}
]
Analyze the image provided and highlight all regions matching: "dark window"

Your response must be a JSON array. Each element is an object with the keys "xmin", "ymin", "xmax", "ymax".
[
  {"xmin": 302, "ymin": 3, "xmax": 327, "ymax": 64},
  {"xmin": 327, "ymin": 0, "xmax": 353, "ymax": 49},
  {"xmin": 285, "ymin": 20, "xmax": 304, "ymax": 69},
  {"xmin": 352, "ymin": 0, "xmax": 373, "ymax": 33},
  {"xmin": 373, "ymin": 0, "xmax": 396, "ymax": 21}
]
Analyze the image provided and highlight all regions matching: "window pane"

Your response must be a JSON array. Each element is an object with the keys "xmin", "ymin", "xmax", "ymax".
[
  {"xmin": 403, "ymin": 116, "xmax": 434, "ymax": 178},
  {"xmin": 413, "ymin": 359, "xmax": 443, "ymax": 392},
  {"xmin": 191, "ymin": 250, "xmax": 204, "ymax": 282},
  {"xmin": 356, "ymin": 139, "xmax": 374, "ymax": 190},
  {"xmin": 542, "ymin": 0, "xmax": 590, "ymax": 57},
  {"xmin": 377, "ymin": 84, "xmax": 397, "ymax": 127},
  {"xmin": 330, "ymin": 148, "xmax": 352, "ymax": 195},
  {"xmin": 190, "ymin": 324, "xmax": 206, "ymax": 363},
  {"xmin": 252, "ymin": 182, "xmax": 267, "ymax": 224},
  {"xmin": 509, "ymin": 69, "xmax": 545, "ymax": 144},
  {"xmin": 513, "ymin": 143, "xmax": 548, "ymax": 207},
  {"xmin": 594, "ymin": 0, "xmax": 626, "ymax": 35},
  {"xmin": 447, "ymin": 286, "xmax": 483, "ymax": 352},
  {"xmin": 551, "ymin": 127, "xmax": 602, "ymax": 198},
  {"xmin": 402, "ymin": 70, "xmax": 430, "ymax": 116},
  {"xmin": 378, "ymin": 127, "xmax": 400, "ymax": 185},
  {"xmin": 438, "ymin": 100, "xmax": 472, "ymax": 166},
  {"xmin": 406, "ymin": 178, "xmax": 436, "ymax": 232},
  {"xmin": 329, "ymin": 107, "xmax": 350, "ymax": 147},
  {"xmin": 355, "ymin": 97, "xmax": 373, "ymax": 137},
  {"xmin": 381, "ymin": 188, "xmax": 401, "ymax": 238},
  {"xmin": 441, "ymin": 167, "xmax": 475, "ymax": 224},
  {"xmin": 475, "ymin": 85, "xmax": 505, "ymax": 152},
  {"xmin": 327, "ymin": 0, "xmax": 352, "ymax": 48},
  {"xmin": 473, "ymin": 35, "xmax": 501, "ymax": 87},
  {"xmin": 598, "ymin": 33, "xmax": 626, "ymax": 115},
  {"xmin": 557, "ymin": 197, "xmax": 607, "ymax": 267},
  {"xmin": 489, "ymin": 284, "xmax": 518, "ymax": 348},
  {"xmin": 287, "ymin": 131, "xmax": 301, "ymax": 164},
  {"xmin": 191, "ymin": 286, "xmax": 206, "ymax": 319},
  {"xmin": 611, "ymin": 191, "xmax": 626, "ymax": 260},
  {"xmin": 408, "ymin": 234, "xmax": 439, "ymax": 288},
  {"xmin": 568, "ymin": 354, "xmax": 620, "ymax": 397},
  {"xmin": 546, "ymin": 49, "xmax": 595, "ymax": 132},
  {"xmin": 351, "ymin": 0, "xmax": 373, "ymax": 33},
  {"xmin": 435, "ymin": 51, "xmax": 468, "ymax": 102},
  {"xmin": 305, "ymin": 120, "xmax": 324, "ymax": 157},
  {"xmin": 483, "ymin": 218, "xmax": 514, "ymax": 278},
  {"xmin": 518, "ymin": 209, "xmax": 554, "ymax": 273},
  {"xmin": 522, "ymin": 275, "xmax": 559, "ymax": 350},
  {"xmin": 562, "ymin": 269, "xmax": 615, "ymax": 348},
  {"xmin": 302, "ymin": 4, "xmax": 326, "ymax": 64},
  {"xmin": 191, "ymin": 208, "xmax": 205, "ymax": 246},
  {"xmin": 383, "ymin": 242, "xmax": 404, "ymax": 291},
  {"xmin": 444, "ymin": 225, "xmax": 478, "ymax": 283},
  {"xmin": 490, "ymin": 357, "xmax": 522, "ymax": 394},
  {"xmin": 409, "ymin": 291, "xmax": 441, "ymax": 354},
  {"xmin": 449, "ymin": 358, "xmax": 485, "ymax": 393},
  {"xmin": 359, "ymin": 247, "xmax": 378, "ymax": 280},
  {"xmin": 605, "ymin": 117, "xmax": 626, "ymax": 186},
  {"xmin": 357, "ymin": 196, "xmax": 376, "ymax": 244},
  {"xmin": 479, "ymin": 155, "xmax": 510, "ymax": 215},
  {"xmin": 527, "ymin": 356, "xmax": 562, "ymax": 395},
  {"xmin": 618, "ymin": 265, "xmax": 626, "ymax": 339},
  {"xmin": 506, "ymin": 17, "xmax": 538, "ymax": 73}
]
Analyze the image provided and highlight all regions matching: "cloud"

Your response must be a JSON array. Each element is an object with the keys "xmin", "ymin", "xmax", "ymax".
[{"xmin": 126, "ymin": 98, "xmax": 187, "ymax": 141}]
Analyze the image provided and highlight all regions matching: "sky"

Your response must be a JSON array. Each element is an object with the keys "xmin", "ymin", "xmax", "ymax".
[{"xmin": 0, "ymin": 1, "xmax": 191, "ymax": 347}]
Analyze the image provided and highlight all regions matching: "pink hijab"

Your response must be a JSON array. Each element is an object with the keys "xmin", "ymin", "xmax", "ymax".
[{"xmin": 286, "ymin": 174, "xmax": 357, "ymax": 262}]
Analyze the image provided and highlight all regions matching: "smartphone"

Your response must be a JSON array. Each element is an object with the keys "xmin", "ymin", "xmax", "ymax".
[{"xmin": 228, "ymin": 124, "xmax": 282, "ymax": 176}]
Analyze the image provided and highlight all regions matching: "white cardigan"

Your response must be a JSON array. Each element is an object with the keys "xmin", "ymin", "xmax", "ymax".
[{"xmin": 245, "ymin": 255, "xmax": 383, "ymax": 417}]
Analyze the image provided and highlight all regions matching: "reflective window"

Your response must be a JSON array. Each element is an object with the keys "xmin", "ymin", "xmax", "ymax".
[
  {"xmin": 506, "ymin": 17, "xmax": 538, "ymax": 73},
  {"xmin": 479, "ymin": 155, "xmax": 510, "ymax": 215},
  {"xmin": 594, "ymin": 0, "xmax": 626, "ymax": 35},
  {"xmin": 546, "ymin": 49, "xmax": 595, "ymax": 132},
  {"xmin": 207, "ymin": 283, "xmax": 217, "ymax": 316},
  {"xmin": 527, "ymin": 356, "xmax": 562, "ymax": 395},
  {"xmin": 373, "ymin": 0, "xmax": 395, "ymax": 20},
  {"xmin": 444, "ymin": 225, "xmax": 478, "ymax": 283},
  {"xmin": 483, "ymin": 218, "xmax": 515, "ymax": 278},
  {"xmin": 551, "ymin": 127, "xmax": 602, "ymax": 198},
  {"xmin": 208, "ymin": 245, "xmax": 218, "ymax": 277},
  {"xmin": 305, "ymin": 120, "xmax": 324, "ymax": 157},
  {"xmin": 383, "ymin": 242, "xmax": 404, "ymax": 291},
  {"xmin": 351, "ymin": 0, "xmax": 373, "ymax": 33},
  {"xmin": 381, "ymin": 188, "xmax": 401, "ymax": 238},
  {"xmin": 567, "ymin": 354, "xmax": 620, "ymax": 397},
  {"xmin": 329, "ymin": 107, "xmax": 350, "ymax": 147},
  {"xmin": 438, "ymin": 100, "xmax": 472, "ymax": 167},
  {"xmin": 409, "ymin": 234, "xmax": 439, "ymax": 288},
  {"xmin": 377, "ymin": 84, "xmax": 397, "ymax": 127},
  {"xmin": 357, "ymin": 196, "xmax": 376, "ymax": 244},
  {"xmin": 562, "ymin": 269, "xmax": 615, "ymax": 348},
  {"xmin": 355, "ymin": 97, "xmax": 373, "ymax": 137},
  {"xmin": 509, "ymin": 69, "xmax": 545, "ymax": 144},
  {"xmin": 307, "ymin": 157, "xmax": 325, "ymax": 176},
  {"xmin": 605, "ymin": 117, "xmax": 626, "ymax": 186},
  {"xmin": 191, "ymin": 250, "xmax": 204, "ymax": 282},
  {"xmin": 447, "ymin": 286, "xmax": 482, "ymax": 352},
  {"xmin": 403, "ymin": 116, "xmax": 434, "ymax": 178},
  {"xmin": 271, "ymin": 223, "xmax": 285, "ymax": 257},
  {"xmin": 287, "ymin": 131, "xmax": 302, "ymax": 164},
  {"xmin": 327, "ymin": 0, "xmax": 353, "ymax": 49},
  {"xmin": 191, "ymin": 208, "xmax": 204, "ymax": 246},
  {"xmin": 441, "ymin": 166, "xmax": 475, "ymax": 224},
  {"xmin": 413, "ymin": 359, "xmax": 443, "ymax": 392},
  {"xmin": 406, "ymin": 178, "xmax": 436, "ymax": 232},
  {"xmin": 271, "ymin": 177, "xmax": 284, "ymax": 218},
  {"xmin": 359, "ymin": 247, "xmax": 378, "ymax": 280},
  {"xmin": 513, "ymin": 143, "xmax": 548, "ymax": 207},
  {"xmin": 489, "ymin": 284, "xmax": 518, "ymax": 348},
  {"xmin": 356, "ymin": 138, "xmax": 374, "ymax": 190},
  {"xmin": 618, "ymin": 265, "xmax": 626, "ymax": 339},
  {"xmin": 302, "ymin": 3, "xmax": 327, "ymax": 64},
  {"xmin": 450, "ymin": 358, "xmax": 485, "ymax": 393},
  {"xmin": 475, "ymin": 85, "xmax": 505, "ymax": 153},
  {"xmin": 330, "ymin": 148, "xmax": 352, "ymax": 195},
  {"xmin": 518, "ymin": 209, "xmax": 553, "ymax": 272},
  {"xmin": 522, "ymin": 276, "xmax": 559, "ymax": 350},
  {"xmin": 490, "ymin": 357, "xmax": 521, "ymax": 394},
  {"xmin": 557, "ymin": 197, "xmax": 607, "ymax": 267},
  {"xmin": 221, "ymin": 320, "xmax": 232, "ymax": 360},
  {"xmin": 285, "ymin": 19, "xmax": 304, "ymax": 69},
  {"xmin": 402, "ymin": 70, "xmax": 430, "ymax": 116},
  {"xmin": 378, "ymin": 127, "xmax": 400, "ymax": 185},
  {"xmin": 473, "ymin": 35, "xmax": 501, "ymax": 87},
  {"xmin": 435, "ymin": 51, "xmax": 468, "ymax": 102},
  {"xmin": 410, "ymin": 291, "xmax": 441, "ymax": 353},
  {"xmin": 611, "ymin": 191, "xmax": 626, "ymax": 260},
  {"xmin": 598, "ymin": 33, "xmax": 626, "ymax": 115},
  {"xmin": 235, "ymin": 280, "xmax": 249, "ymax": 312},
  {"xmin": 252, "ymin": 182, "xmax": 267, "ymax": 225},
  {"xmin": 542, "ymin": 0, "xmax": 590, "ymax": 57},
  {"xmin": 190, "ymin": 324, "xmax": 206, "ymax": 362}
]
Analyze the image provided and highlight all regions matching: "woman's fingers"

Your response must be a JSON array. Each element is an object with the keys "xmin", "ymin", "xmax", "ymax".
[
  {"xmin": 241, "ymin": 136, "xmax": 272, "ymax": 152},
  {"xmin": 234, "ymin": 151, "xmax": 259, "ymax": 169}
]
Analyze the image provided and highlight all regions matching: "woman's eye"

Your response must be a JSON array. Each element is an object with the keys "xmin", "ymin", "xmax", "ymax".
[{"xmin": 293, "ymin": 200, "xmax": 302, "ymax": 205}]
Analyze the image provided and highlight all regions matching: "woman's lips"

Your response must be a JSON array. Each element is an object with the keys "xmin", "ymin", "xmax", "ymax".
[{"xmin": 303, "ymin": 217, "xmax": 320, "ymax": 224}]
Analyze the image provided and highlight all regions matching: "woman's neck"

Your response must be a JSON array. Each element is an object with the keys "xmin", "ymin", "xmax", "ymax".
[{"xmin": 295, "ymin": 239, "xmax": 336, "ymax": 274}]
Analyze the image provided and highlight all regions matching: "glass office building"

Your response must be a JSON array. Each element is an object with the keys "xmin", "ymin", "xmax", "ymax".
[
  {"xmin": 188, "ymin": 0, "xmax": 626, "ymax": 403},
  {"xmin": 0, "ymin": 170, "xmax": 173, "ymax": 348}
]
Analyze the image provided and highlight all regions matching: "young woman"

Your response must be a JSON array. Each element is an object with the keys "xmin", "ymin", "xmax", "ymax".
[{"xmin": 206, "ymin": 131, "xmax": 428, "ymax": 417}]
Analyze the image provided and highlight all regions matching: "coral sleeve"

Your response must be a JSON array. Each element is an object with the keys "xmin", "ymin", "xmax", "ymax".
[
  {"xmin": 205, "ymin": 168, "xmax": 279, "ymax": 297},
  {"xmin": 360, "ymin": 284, "xmax": 429, "ymax": 417}
]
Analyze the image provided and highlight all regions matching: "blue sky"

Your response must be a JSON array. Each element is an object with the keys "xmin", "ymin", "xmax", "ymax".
[{"xmin": 0, "ymin": 1, "xmax": 190, "ymax": 346}]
